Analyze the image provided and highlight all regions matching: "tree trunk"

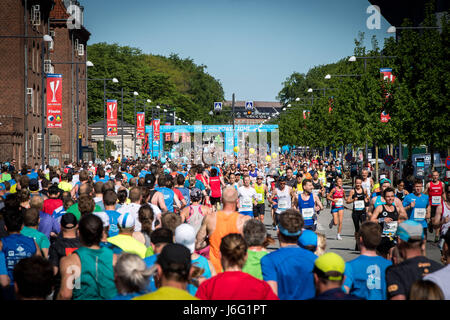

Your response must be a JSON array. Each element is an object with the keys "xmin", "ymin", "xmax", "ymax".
[
  {"xmin": 430, "ymin": 144, "xmax": 435, "ymax": 171},
  {"xmin": 375, "ymin": 142, "xmax": 379, "ymax": 183}
]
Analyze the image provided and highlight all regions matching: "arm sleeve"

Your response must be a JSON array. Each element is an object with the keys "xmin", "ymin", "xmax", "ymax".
[
  {"xmin": 385, "ymin": 267, "xmax": 406, "ymax": 298},
  {"xmin": 343, "ymin": 263, "xmax": 353, "ymax": 291},
  {"xmin": 0, "ymin": 252, "xmax": 7, "ymax": 275},
  {"xmin": 41, "ymin": 235, "xmax": 50, "ymax": 249},
  {"xmin": 261, "ymin": 254, "xmax": 277, "ymax": 282}
]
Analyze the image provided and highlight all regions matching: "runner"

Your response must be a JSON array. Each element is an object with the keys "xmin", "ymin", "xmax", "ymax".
[
  {"xmin": 432, "ymin": 184, "xmax": 450, "ymax": 257},
  {"xmin": 180, "ymin": 188, "xmax": 211, "ymax": 234},
  {"xmin": 271, "ymin": 176, "xmax": 293, "ymax": 230},
  {"xmin": 425, "ymin": 170, "xmax": 446, "ymax": 241},
  {"xmin": 253, "ymin": 174, "xmax": 269, "ymax": 222},
  {"xmin": 370, "ymin": 187, "xmax": 407, "ymax": 258},
  {"xmin": 346, "ymin": 176, "xmax": 370, "ymax": 250},
  {"xmin": 327, "ymin": 177, "xmax": 346, "ymax": 240},
  {"xmin": 403, "ymin": 179, "xmax": 431, "ymax": 244},
  {"xmin": 361, "ymin": 169, "xmax": 374, "ymax": 198},
  {"xmin": 295, "ymin": 179, "xmax": 323, "ymax": 231},
  {"xmin": 343, "ymin": 221, "xmax": 392, "ymax": 300},
  {"xmin": 368, "ymin": 178, "xmax": 406, "ymax": 221},
  {"xmin": 311, "ymin": 172, "xmax": 325, "ymax": 213},
  {"xmin": 209, "ymin": 168, "xmax": 224, "ymax": 212},
  {"xmin": 237, "ymin": 175, "xmax": 258, "ymax": 217},
  {"xmin": 395, "ymin": 180, "xmax": 409, "ymax": 202}
]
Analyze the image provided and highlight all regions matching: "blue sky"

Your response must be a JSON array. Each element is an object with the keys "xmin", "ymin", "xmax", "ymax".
[{"xmin": 82, "ymin": 0, "xmax": 392, "ymax": 102}]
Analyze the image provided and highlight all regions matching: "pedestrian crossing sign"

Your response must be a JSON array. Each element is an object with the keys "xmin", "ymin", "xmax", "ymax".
[
  {"xmin": 214, "ymin": 102, "xmax": 222, "ymax": 111},
  {"xmin": 245, "ymin": 101, "xmax": 254, "ymax": 110}
]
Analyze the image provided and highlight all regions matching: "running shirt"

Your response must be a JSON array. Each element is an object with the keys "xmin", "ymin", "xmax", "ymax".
[
  {"xmin": 261, "ymin": 245, "xmax": 317, "ymax": 300},
  {"xmin": 403, "ymin": 193, "xmax": 429, "ymax": 228},
  {"xmin": 186, "ymin": 205, "xmax": 205, "ymax": 235},
  {"xmin": 379, "ymin": 205, "xmax": 399, "ymax": 237},
  {"xmin": 298, "ymin": 193, "xmax": 315, "ymax": 226},
  {"xmin": 362, "ymin": 178, "xmax": 372, "ymax": 197},
  {"xmin": 155, "ymin": 187, "xmax": 175, "ymax": 212},
  {"xmin": 209, "ymin": 176, "xmax": 222, "ymax": 198},
  {"xmin": 176, "ymin": 187, "xmax": 190, "ymax": 206},
  {"xmin": 332, "ymin": 187, "xmax": 345, "ymax": 210},
  {"xmin": 318, "ymin": 170, "xmax": 326, "ymax": 186},
  {"xmin": 1, "ymin": 234, "xmax": 36, "ymax": 282},
  {"xmin": 343, "ymin": 255, "xmax": 392, "ymax": 300},
  {"xmin": 395, "ymin": 189, "xmax": 406, "ymax": 202},
  {"xmin": 374, "ymin": 195, "xmax": 386, "ymax": 209},
  {"xmin": 238, "ymin": 186, "xmax": 257, "ymax": 215},
  {"xmin": 429, "ymin": 181, "xmax": 443, "ymax": 206},
  {"xmin": 254, "ymin": 183, "xmax": 265, "ymax": 204},
  {"xmin": 353, "ymin": 188, "xmax": 366, "ymax": 213},
  {"xmin": 312, "ymin": 180, "xmax": 322, "ymax": 198},
  {"xmin": 275, "ymin": 187, "xmax": 291, "ymax": 214},
  {"xmin": 105, "ymin": 210, "xmax": 121, "ymax": 237},
  {"xmin": 440, "ymin": 201, "xmax": 450, "ymax": 237}
]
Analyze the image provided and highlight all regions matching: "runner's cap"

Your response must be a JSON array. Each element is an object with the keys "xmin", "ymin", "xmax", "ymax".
[
  {"xmin": 93, "ymin": 211, "xmax": 110, "ymax": 228},
  {"xmin": 297, "ymin": 229, "xmax": 318, "ymax": 248},
  {"xmin": 117, "ymin": 212, "xmax": 135, "ymax": 229},
  {"xmin": 313, "ymin": 252, "xmax": 345, "ymax": 281},
  {"xmin": 380, "ymin": 178, "xmax": 392, "ymax": 185},
  {"xmin": 396, "ymin": 220, "xmax": 424, "ymax": 242},
  {"xmin": 157, "ymin": 243, "xmax": 191, "ymax": 274},
  {"xmin": 190, "ymin": 188, "xmax": 202, "ymax": 199},
  {"xmin": 61, "ymin": 212, "xmax": 78, "ymax": 229},
  {"xmin": 174, "ymin": 224, "xmax": 196, "ymax": 253}
]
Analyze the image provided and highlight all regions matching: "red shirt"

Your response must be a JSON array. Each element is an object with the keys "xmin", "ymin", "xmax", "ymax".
[
  {"xmin": 195, "ymin": 271, "xmax": 279, "ymax": 300},
  {"xmin": 43, "ymin": 198, "xmax": 63, "ymax": 215},
  {"xmin": 209, "ymin": 176, "xmax": 222, "ymax": 198},
  {"xmin": 429, "ymin": 181, "xmax": 443, "ymax": 206},
  {"xmin": 173, "ymin": 188, "xmax": 185, "ymax": 202}
]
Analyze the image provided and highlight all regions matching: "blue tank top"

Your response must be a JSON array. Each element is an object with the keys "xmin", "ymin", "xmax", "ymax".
[
  {"xmin": 177, "ymin": 187, "xmax": 190, "ymax": 206},
  {"xmin": 1, "ymin": 234, "xmax": 36, "ymax": 281},
  {"xmin": 156, "ymin": 187, "xmax": 175, "ymax": 212},
  {"xmin": 374, "ymin": 195, "xmax": 386, "ymax": 209},
  {"xmin": 188, "ymin": 255, "xmax": 213, "ymax": 295},
  {"xmin": 298, "ymin": 193, "xmax": 316, "ymax": 225}
]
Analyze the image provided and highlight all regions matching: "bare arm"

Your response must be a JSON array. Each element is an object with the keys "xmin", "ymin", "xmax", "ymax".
[
  {"xmin": 346, "ymin": 190, "xmax": 355, "ymax": 204},
  {"xmin": 390, "ymin": 294, "xmax": 407, "ymax": 300},
  {"xmin": 57, "ymin": 254, "xmax": 80, "ymax": 300},
  {"xmin": 327, "ymin": 188, "xmax": 336, "ymax": 202},
  {"xmin": 314, "ymin": 194, "xmax": 323, "ymax": 211},
  {"xmin": 266, "ymin": 280, "xmax": 278, "ymax": 297},
  {"xmin": 195, "ymin": 215, "xmax": 210, "ymax": 251},
  {"xmin": 370, "ymin": 206, "xmax": 383, "ymax": 222}
]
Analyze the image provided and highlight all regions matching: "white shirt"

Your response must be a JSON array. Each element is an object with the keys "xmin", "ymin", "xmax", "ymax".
[
  {"xmin": 276, "ymin": 187, "xmax": 292, "ymax": 214},
  {"xmin": 238, "ymin": 186, "xmax": 257, "ymax": 213},
  {"xmin": 117, "ymin": 202, "xmax": 142, "ymax": 232}
]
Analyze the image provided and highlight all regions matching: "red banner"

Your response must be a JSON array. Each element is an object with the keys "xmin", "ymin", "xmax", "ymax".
[
  {"xmin": 107, "ymin": 100, "xmax": 118, "ymax": 136},
  {"xmin": 153, "ymin": 119, "xmax": 160, "ymax": 141},
  {"xmin": 164, "ymin": 123, "xmax": 171, "ymax": 141},
  {"xmin": 173, "ymin": 132, "xmax": 179, "ymax": 143},
  {"xmin": 136, "ymin": 112, "xmax": 145, "ymax": 139},
  {"xmin": 46, "ymin": 74, "xmax": 63, "ymax": 128},
  {"xmin": 380, "ymin": 68, "xmax": 395, "ymax": 123}
]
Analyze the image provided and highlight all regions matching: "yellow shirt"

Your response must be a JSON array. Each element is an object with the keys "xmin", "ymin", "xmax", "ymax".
[
  {"xmin": 133, "ymin": 286, "xmax": 199, "ymax": 300},
  {"xmin": 58, "ymin": 181, "xmax": 73, "ymax": 192}
]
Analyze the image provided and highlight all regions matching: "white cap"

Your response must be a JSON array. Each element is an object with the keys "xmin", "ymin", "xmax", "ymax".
[
  {"xmin": 51, "ymin": 177, "xmax": 59, "ymax": 185},
  {"xmin": 93, "ymin": 211, "xmax": 110, "ymax": 228},
  {"xmin": 175, "ymin": 223, "xmax": 196, "ymax": 254},
  {"xmin": 117, "ymin": 212, "xmax": 135, "ymax": 229}
]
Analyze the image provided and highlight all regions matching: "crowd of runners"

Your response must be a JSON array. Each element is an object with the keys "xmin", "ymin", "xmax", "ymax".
[{"xmin": 0, "ymin": 153, "xmax": 448, "ymax": 300}]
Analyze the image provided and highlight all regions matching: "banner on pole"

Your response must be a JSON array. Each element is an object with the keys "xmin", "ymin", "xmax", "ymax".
[
  {"xmin": 107, "ymin": 99, "xmax": 118, "ymax": 136},
  {"xmin": 380, "ymin": 68, "xmax": 395, "ymax": 123},
  {"xmin": 164, "ymin": 123, "xmax": 171, "ymax": 141},
  {"xmin": 136, "ymin": 112, "xmax": 145, "ymax": 139},
  {"xmin": 152, "ymin": 119, "xmax": 160, "ymax": 156},
  {"xmin": 46, "ymin": 74, "xmax": 63, "ymax": 128}
]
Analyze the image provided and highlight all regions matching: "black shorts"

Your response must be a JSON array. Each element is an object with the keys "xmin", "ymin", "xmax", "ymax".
[
  {"xmin": 431, "ymin": 206, "xmax": 437, "ymax": 218},
  {"xmin": 210, "ymin": 197, "xmax": 221, "ymax": 205},
  {"xmin": 352, "ymin": 210, "xmax": 367, "ymax": 233},
  {"xmin": 253, "ymin": 203, "xmax": 265, "ymax": 217}
]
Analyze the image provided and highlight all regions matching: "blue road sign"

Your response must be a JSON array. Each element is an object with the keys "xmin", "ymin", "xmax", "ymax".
[
  {"xmin": 245, "ymin": 101, "xmax": 254, "ymax": 110},
  {"xmin": 214, "ymin": 102, "xmax": 222, "ymax": 111}
]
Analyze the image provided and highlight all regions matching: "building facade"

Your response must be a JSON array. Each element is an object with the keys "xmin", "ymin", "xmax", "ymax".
[{"xmin": 0, "ymin": 0, "xmax": 90, "ymax": 168}]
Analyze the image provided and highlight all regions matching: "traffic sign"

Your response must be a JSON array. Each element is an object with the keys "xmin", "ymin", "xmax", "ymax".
[
  {"xmin": 214, "ymin": 102, "xmax": 222, "ymax": 111},
  {"xmin": 245, "ymin": 101, "xmax": 254, "ymax": 110},
  {"xmin": 345, "ymin": 153, "xmax": 352, "ymax": 162},
  {"xmin": 445, "ymin": 156, "xmax": 450, "ymax": 170},
  {"xmin": 384, "ymin": 154, "xmax": 394, "ymax": 166}
]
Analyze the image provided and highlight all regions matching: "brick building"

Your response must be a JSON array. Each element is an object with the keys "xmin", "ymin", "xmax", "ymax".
[
  {"xmin": 0, "ymin": 0, "xmax": 90, "ymax": 168},
  {"xmin": 48, "ymin": 0, "xmax": 90, "ymax": 166}
]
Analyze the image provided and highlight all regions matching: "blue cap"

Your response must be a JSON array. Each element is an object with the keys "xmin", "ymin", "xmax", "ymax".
[
  {"xmin": 297, "ymin": 229, "xmax": 318, "ymax": 248},
  {"xmin": 396, "ymin": 220, "xmax": 424, "ymax": 242},
  {"xmin": 380, "ymin": 178, "xmax": 392, "ymax": 185}
]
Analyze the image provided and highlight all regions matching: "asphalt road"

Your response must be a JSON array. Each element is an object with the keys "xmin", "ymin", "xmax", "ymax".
[{"xmin": 263, "ymin": 185, "xmax": 443, "ymax": 265}]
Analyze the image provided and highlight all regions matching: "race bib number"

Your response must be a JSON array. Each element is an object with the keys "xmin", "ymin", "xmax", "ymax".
[
  {"xmin": 414, "ymin": 208, "xmax": 426, "ymax": 220},
  {"xmin": 302, "ymin": 207, "xmax": 314, "ymax": 219},
  {"xmin": 278, "ymin": 199, "xmax": 288, "ymax": 209},
  {"xmin": 383, "ymin": 221, "xmax": 398, "ymax": 236},
  {"xmin": 326, "ymin": 183, "xmax": 331, "ymax": 188},
  {"xmin": 432, "ymin": 196, "xmax": 441, "ymax": 206},
  {"xmin": 256, "ymin": 193, "xmax": 263, "ymax": 202},
  {"xmin": 241, "ymin": 198, "xmax": 252, "ymax": 208},
  {"xmin": 354, "ymin": 200, "xmax": 365, "ymax": 210},
  {"xmin": 335, "ymin": 198, "xmax": 343, "ymax": 207}
]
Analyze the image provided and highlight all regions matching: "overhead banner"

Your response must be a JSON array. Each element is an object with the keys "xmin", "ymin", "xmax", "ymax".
[
  {"xmin": 107, "ymin": 99, "xmax": 118, "ymax": 136},
  {"xmin": 136, "ymin": 112, "xmax": 145, "ymax": 139},
  {"xmin": 380, "ymin": 68, "xmax": 395, "ymax": 123},
  {"xmin": 46, "ymin": 74, "xmax": 63, "ymax": 128},
  {"xmin": 164, "ymin": 123, "xmax": 171, "ymax": 141}
]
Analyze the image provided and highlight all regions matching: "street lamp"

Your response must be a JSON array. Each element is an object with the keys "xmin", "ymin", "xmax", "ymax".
[
  {"xmin": 387, "ymin": 25, "xmax": 440, "ymax": 34},
  {"xmin": 295, "ymin": 97, "xmax": 300, "ymax": 101},
  {"xmin": 325, "ymin": 74, "xmax": 361, "ymax": 80}
]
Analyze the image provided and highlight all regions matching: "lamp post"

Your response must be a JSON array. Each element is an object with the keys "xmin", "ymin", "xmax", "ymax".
[{"xmin": 0, "ymin": 34, "xmax": 53, "ymax": 167}]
